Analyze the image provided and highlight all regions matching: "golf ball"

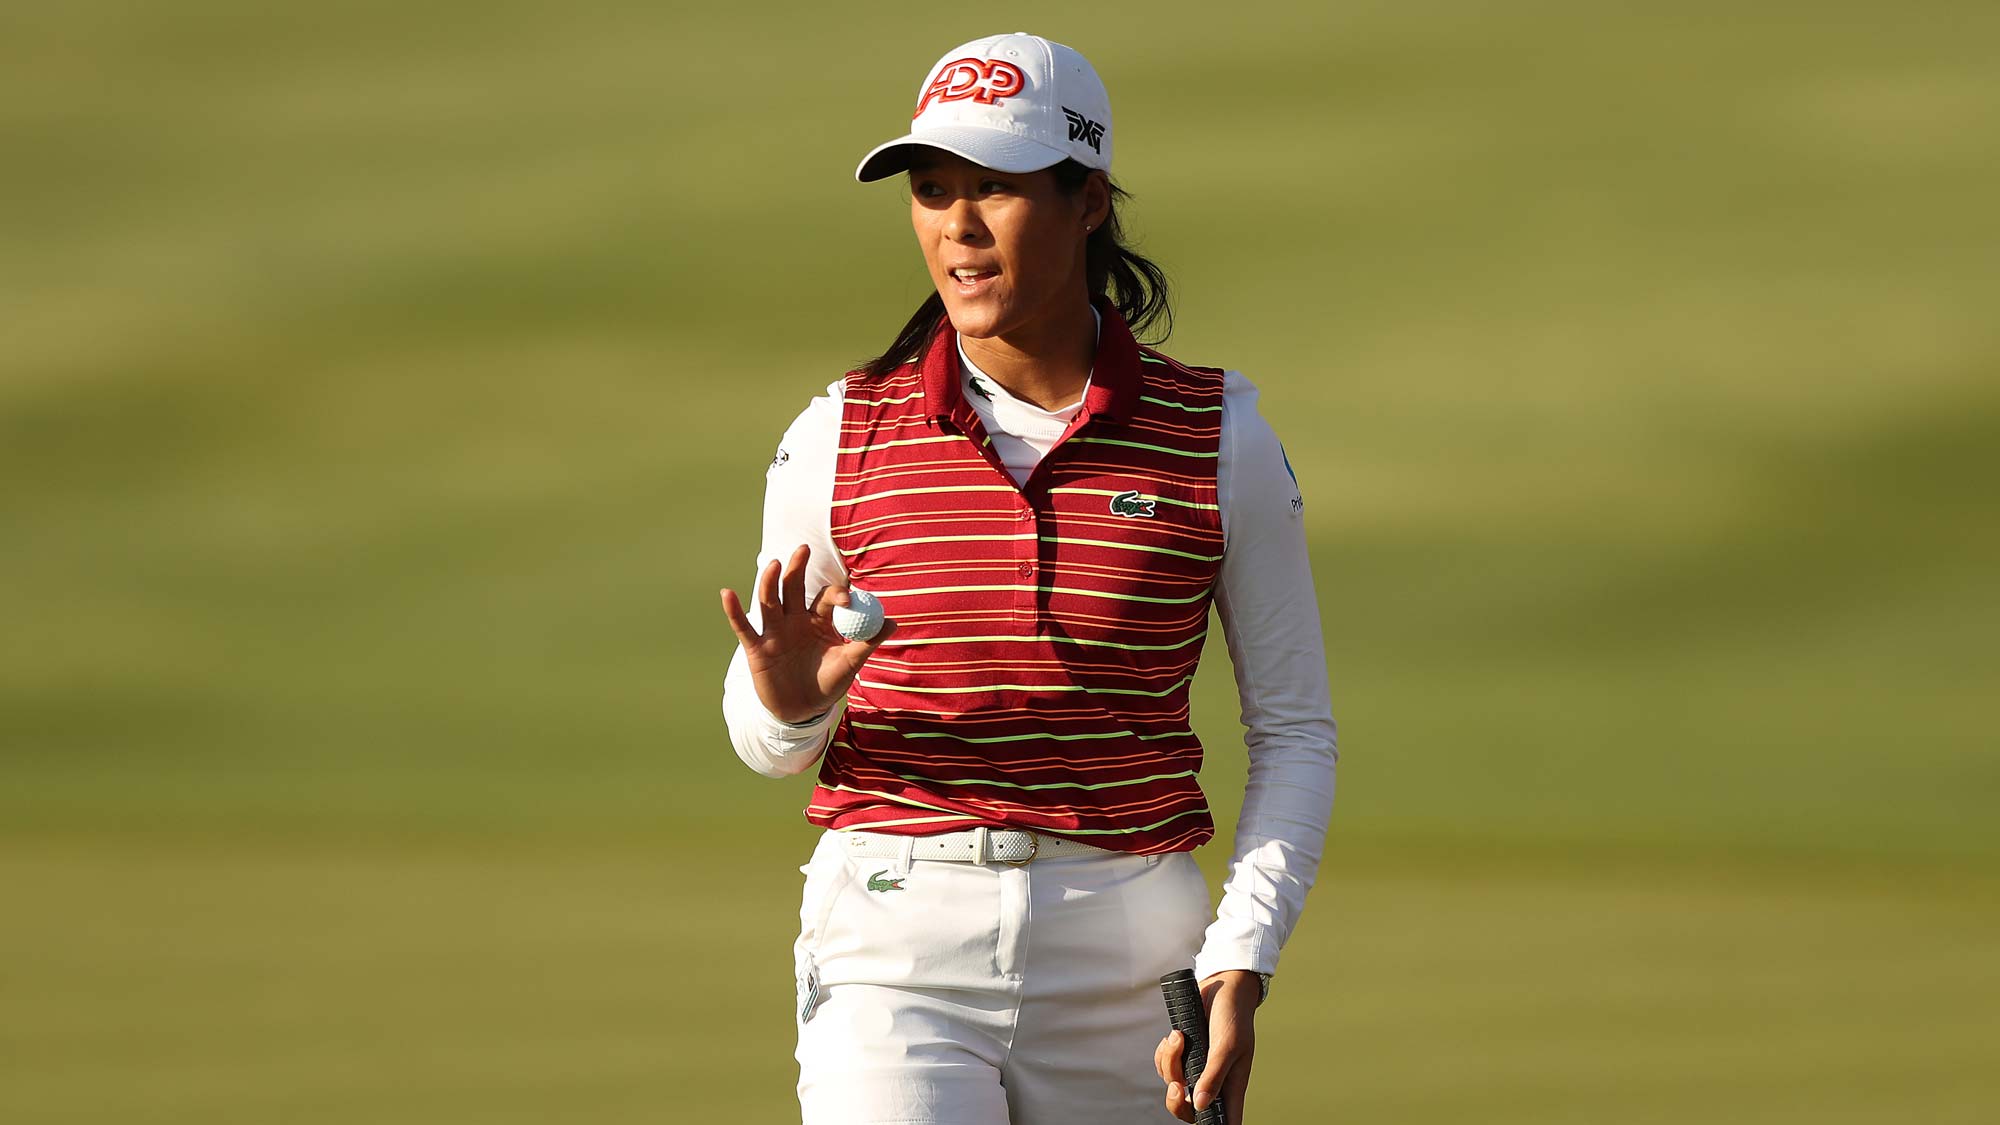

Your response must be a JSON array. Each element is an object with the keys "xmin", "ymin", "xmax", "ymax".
[{"xmin": 832, "ymin": 587, "xmax": 885, "ymax": 642}]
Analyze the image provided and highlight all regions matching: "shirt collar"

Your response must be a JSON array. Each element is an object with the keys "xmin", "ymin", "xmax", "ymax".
[
  {"xmin": 920, "ymin": 295, "xmax": 1143, "ymax": 431},
  {"xmin": 956, "ymin": 305, "xmax": 1097, "ymax": 415}
]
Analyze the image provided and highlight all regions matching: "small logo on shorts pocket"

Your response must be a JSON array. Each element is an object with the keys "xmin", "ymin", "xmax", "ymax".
[
  {"xmin": 796, "ymin": 957, "xmax": 821, "ymax": 1023},
  {"xmin": 866, "ymin": 870, "xmax": 906, "ymax": 893}
]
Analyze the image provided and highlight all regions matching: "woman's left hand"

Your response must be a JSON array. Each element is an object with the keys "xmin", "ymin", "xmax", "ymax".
[{"xmin": 1153, "ymin": 969, "xmax": 1258, "ymax": 1123}]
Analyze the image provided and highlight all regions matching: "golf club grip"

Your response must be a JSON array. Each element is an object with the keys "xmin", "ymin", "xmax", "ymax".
[{"xmin": 1160, "ymin": 969, "xmax": 1226, "ymax": 1125}]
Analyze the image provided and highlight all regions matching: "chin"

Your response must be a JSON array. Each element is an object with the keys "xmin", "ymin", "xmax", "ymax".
[
  {"xmin": 939, "ymin": 296, "xmax": 1008, "ymax": 339},
  {"xmin": 941, "ymin": 264, "xmax": 1033, "ymax": 329}
]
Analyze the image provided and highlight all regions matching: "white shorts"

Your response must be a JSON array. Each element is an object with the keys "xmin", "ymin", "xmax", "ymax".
[{"xmin": 791, "ymin": 827, "xmax": 1208, "ymax": 1124}]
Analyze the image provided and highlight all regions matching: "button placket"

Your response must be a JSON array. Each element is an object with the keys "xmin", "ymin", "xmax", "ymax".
[{"xmin": 1015, "ymin": 494, "xmax": 1040, "ymax": 624}]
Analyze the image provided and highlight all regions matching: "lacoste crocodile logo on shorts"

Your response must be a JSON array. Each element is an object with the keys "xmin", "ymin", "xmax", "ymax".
[
  {"xmin": 866, "ymin": 870, "xmax": 907, "ymax": 892},
  {"xmin": 1109, "ymin": 490, "xmax": 1157, "ymax": 518}
]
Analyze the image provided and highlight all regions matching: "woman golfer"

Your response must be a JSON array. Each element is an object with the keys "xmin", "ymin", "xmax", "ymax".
[{"xmin": 719, "ymin": 32, "xmax": 1337, "ymax": 1125}]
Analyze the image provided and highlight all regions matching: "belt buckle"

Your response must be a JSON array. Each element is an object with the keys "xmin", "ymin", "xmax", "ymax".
[{"xmin": 1001, "ymin": 830, "xmax": 1040, "ymax": 867}]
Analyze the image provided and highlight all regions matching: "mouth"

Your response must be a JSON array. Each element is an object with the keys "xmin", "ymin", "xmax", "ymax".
[{"xmin": 947, "ymin": 265, "xmax": 999, "ymax": 294}]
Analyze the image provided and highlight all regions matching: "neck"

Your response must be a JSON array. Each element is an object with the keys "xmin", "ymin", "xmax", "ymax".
[{"xmin": 959, "ymin": 295, "xmax": 1097, "ymax": 412}]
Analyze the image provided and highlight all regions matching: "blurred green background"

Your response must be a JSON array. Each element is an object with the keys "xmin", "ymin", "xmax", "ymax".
[{"xmin": 4, "ymin": 1, "xmax": 1997, "ymax": 1121}]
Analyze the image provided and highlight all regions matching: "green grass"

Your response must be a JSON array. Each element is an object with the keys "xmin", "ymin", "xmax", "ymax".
[{"xmin": 4, "ymin": 0, "xmax": 1998, "ymax": 1120}]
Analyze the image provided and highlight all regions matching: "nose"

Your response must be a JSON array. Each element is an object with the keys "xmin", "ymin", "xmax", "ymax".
[{"xmin": 943, "ymin": 198, "xmax": 989, "ymax": 245}]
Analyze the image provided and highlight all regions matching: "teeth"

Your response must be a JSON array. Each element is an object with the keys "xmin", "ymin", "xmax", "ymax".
[{"xmin": 953, "ymin": 268, "xmax": 985, "ymax": 280}]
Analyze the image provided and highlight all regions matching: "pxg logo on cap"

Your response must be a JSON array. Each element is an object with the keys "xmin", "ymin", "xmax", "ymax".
[{"xmin": 855, "ymin": 32, "xmax": 1113, "ymax": 183}]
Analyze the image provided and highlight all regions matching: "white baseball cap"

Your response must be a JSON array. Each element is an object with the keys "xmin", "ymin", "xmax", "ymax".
[{"xmin": 854, "ymin": 32, "xmax": 1113, "ymax": 183}]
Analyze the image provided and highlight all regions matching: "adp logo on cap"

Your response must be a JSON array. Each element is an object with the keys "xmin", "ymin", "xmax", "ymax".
[{"xmin": 914, "ymin": 57, "xmax": 1027, "ymax": 118}]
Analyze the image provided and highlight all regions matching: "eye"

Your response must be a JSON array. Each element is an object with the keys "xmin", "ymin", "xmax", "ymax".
[
  {"xmin": 979, "ymin": 179, "xmax": 1009, "ymax": 194},
  {"xmin": 912, "ymin": 180, "xmax": 944, "ymax": 199}
]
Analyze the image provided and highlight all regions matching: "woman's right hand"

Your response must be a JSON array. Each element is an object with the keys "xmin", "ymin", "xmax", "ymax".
[{"xmin": 719, "ymin": 543, "xmax": 898, "ymax": 723}]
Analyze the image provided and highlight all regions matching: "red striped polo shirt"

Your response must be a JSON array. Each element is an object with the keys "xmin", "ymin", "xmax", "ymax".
[{"xmin": 806, "ymin": 298, "xmax": 1227, "ymax": 855}]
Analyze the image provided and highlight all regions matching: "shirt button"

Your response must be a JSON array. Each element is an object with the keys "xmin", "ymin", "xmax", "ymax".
[
  {"xmin": 1016, "ymin": 508, "xmax": 1034, "ymax": 522},
  {"xmin": 1018, "ymin": 561, "xmax": 1035, "ymax": 575}
]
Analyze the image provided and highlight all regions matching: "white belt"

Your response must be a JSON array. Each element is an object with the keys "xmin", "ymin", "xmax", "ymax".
[{"xmin": 839, "ymin": 826, "xmax": 1115, "ymax": 866}]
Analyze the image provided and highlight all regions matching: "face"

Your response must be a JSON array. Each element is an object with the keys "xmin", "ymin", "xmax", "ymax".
[{"xmin": 908, "ymin": 152, "xmax": 1107, "ymax": 340}]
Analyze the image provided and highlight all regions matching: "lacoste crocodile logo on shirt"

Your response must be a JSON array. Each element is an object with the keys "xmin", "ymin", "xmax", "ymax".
[
  {"xmin": 967, "ymin": 376, "xmax": 994, "ymax": 402},
  {"xmin": 867, "ymin": 870, "xmax": 907, "ymax": 892},
  {"xmin": 1109, "ymin": 490, "xmax": 1157, "ymax": 518}
]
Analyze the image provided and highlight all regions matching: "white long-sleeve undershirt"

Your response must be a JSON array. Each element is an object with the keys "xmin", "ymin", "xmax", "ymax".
[{"xmin": 720, "ymin": 337, "xmax": 1338, "ymax": 980}]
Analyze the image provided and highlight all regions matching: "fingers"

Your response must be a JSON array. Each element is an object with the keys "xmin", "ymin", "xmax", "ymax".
[
  {"xmin": 1191, "ymin": 1038, "xmax": 1232, "ymax": 1120},
  {"xmin": 754, "ymin": 557, "xmax": 783, "ymax": 627},
  {"xmin": 780, "ymin": 544, "xmax": 811, "ymax": 620},
  {"xmin": 749, "ymin": 545, "xmax": 819, "ymax": 634},
  {"xmin": 1154, "ymin": 1029, "xmax": 1179, "ymax": 1084},
  {"xmin": 1156, "ymin": 1030, "xmax": 1195, "ymax": 1122},
  {"xmin": 827, "ymin": 616, "xmax": 892, "ymax": 673},
  {"xmin": 1222, "ymin": 1054, "xmax": 1252, "ymax": 1125},
  {"xmin": 804, "ymin": 586, "xmax": 843, "ymax": 654},
  {"xmin": 1192, "ymin": 993, "xmax": 1255, "ymax": 1123},
  {"xmin": 718, "ymin": 588, "xmax": 760, "ymax": 647},
  {"xmin": 808, "ymin": 583, "xmax": 848, "ymax": 619}
]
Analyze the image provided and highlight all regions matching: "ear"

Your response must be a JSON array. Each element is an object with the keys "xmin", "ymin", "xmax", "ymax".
[{"xmin": 1080, "ymin": 169, "xmax": 1112, "ymax": 233}]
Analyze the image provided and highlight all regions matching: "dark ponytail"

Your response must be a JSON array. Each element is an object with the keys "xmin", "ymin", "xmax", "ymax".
[
  {"xmin": 859, "ymin": 292, "xmax": 950, "ymax": 380},
  {"xmin": 856, "ymin": 159, "xmax": 1173, "ymax": 378}
]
